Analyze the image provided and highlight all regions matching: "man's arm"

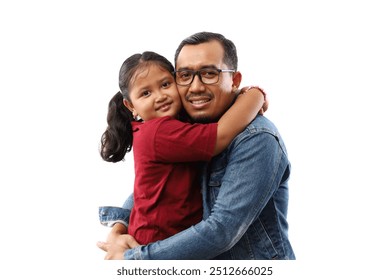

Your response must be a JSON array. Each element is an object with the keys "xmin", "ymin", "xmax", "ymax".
[
  {"xmin": 99, "ymin": 194, "xmax": 133, "ymax": 227},
  {"xmin": 122, "ymin": 193, "xmax": 134, "ymax": 210},
  {"xmin": 124, "ymin": 124, "xmax": 289, "ymax": 259},
  {"xmin": 97, "ymin": 194, "xmax": 134, "ymax": 258}
]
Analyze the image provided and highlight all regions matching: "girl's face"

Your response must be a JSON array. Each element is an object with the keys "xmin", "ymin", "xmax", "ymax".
[{"xmin": 124, "ymin": 64, "xmax": 182, "ymax": 121}]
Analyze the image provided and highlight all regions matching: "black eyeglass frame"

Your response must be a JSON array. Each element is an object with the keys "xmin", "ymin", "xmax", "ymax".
[{"xmin": 173, "ymin": 68, "xmax": 235, "ymax": 86}]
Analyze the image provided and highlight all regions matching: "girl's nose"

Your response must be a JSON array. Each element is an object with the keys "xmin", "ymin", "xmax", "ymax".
[{"xmin": 155, "ymin": 91, "xmax": 167, "ymax": 102}]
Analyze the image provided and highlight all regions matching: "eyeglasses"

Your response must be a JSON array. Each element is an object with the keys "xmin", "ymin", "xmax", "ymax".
[{"xmin": 173, "ymin": 68, "xmax": 235, "ymax": 86}]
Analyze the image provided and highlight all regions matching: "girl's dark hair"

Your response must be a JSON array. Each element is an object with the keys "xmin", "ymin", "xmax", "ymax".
[
  {"xmin": 100, "ymin": 51, "xmax": 174, "ymax": 162},
  {"xmin": 174, "ymin": 31, "xmax": 238, "ymax": 70}
]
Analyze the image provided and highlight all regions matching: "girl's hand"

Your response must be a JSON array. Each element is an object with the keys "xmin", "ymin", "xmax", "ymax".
[
  {"xmin": 239, "ymin": 86, "xmax": 269, "ymax": 115},
  {"xmin": 260, "ymin": 98, "xmax": 269, "ymax": 115}
]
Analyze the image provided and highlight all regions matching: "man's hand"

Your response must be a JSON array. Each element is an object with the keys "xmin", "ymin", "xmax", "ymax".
[
  {"xmin": 97, "ymin": 223, "xmax": 140, "ymax": 260},
  {"xmin": 97, "ymin": 234, "xmax": 139, "ymax": 260}
]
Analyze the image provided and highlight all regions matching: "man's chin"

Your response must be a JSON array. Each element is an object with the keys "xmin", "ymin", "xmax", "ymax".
[{"xmin": 189, "ymin": 114, "xmax": 214, "ymax": 124}]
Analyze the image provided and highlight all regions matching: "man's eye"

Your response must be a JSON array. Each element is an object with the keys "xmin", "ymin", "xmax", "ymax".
[
  {"xmin": 202, "ymin": 70, "xmax": 218, "ymax": 78},
  {"xmin": 179, "ymin": 72, "xmax": 191, "ymax": 79}
]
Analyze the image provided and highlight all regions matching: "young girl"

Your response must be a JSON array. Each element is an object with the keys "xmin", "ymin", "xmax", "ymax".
[{"xmin": 100, "ymin": 51, "xmax": 265, "ymax": 245}]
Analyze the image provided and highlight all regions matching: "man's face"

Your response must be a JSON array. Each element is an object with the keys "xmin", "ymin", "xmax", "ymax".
[{"xmin": 175, "ymin": 40, "xmax": 241, "ymax": 123}]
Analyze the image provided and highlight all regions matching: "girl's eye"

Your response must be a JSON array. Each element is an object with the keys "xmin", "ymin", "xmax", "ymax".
[
  {"xmin": 142, "ymin": 91, "xmax": 151, "ymax": 97},
  {"xmin": 162, "ymin": 81, "xmax": 171, "ymax": 88}
]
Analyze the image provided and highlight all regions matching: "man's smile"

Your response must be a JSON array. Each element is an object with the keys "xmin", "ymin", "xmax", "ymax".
[{"xmin": 186, "ymin": 94, "xmax": 212, "ymax": 108}]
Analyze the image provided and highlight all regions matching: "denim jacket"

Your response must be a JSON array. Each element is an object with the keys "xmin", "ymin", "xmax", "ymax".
[{"xmin": 99, "ymin": 116, "xmax": 295, "ymax": 260}]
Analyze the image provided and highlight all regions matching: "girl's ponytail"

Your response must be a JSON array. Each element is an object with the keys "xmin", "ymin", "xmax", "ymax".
[{"xmin": 100, "ymin": 92, "xmax": 133, "ymax": 162}]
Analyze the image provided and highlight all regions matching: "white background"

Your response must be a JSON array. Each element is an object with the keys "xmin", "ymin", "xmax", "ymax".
[{"xmin": 1, "ymin": 0, "xmax": 389, "ymax": 279}]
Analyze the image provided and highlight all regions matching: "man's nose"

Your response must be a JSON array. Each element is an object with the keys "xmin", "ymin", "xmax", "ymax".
[{"xmin": 190, "ymin": 74, "xmax": 205, "ymax": 91}]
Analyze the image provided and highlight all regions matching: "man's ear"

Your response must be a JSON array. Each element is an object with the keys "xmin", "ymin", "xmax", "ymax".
[
  {"xmin": 231, "ymin": 71, "xmax": 242, "ymax": 93},
  {"xmin": 232, "ymin": 71, "xmax": 242, "ymax": 89}
]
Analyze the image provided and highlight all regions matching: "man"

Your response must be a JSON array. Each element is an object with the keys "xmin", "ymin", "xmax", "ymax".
[{"xmin": 97, "ymin": 31, "xmax": 295, "ymax": 260}]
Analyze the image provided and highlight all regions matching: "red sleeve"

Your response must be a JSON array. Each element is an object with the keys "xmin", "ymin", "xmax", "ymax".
[{"xmin": 153, "ymin": 117, "xmax": 217, "ymax": 163}]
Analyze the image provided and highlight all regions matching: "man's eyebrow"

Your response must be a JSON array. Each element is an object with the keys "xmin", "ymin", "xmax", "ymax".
[
  {"xmin": 175, "ymin": 67, "xmax": 191, "ymax": 71},
  {"xmin": 176, "ymin": 65, "xmax": 218, "ymax": 71}
]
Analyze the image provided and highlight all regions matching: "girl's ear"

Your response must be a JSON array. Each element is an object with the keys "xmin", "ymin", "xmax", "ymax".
[
  {"xmin": 123, "ymin": 99, "xmax": 140, "ymax": 120},
  {"xmin": 123, "ymin": 98, "xmax": 134, "ymax": 112}
]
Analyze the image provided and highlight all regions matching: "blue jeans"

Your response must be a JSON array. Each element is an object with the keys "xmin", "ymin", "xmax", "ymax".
[{"xmin": 99, "ymin": 116, "xmax": 295, "ymax": 260}]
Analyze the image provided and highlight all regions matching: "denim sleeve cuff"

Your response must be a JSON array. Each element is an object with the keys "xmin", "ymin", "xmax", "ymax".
[
  {"xmin": 124, "ymin": 246, "xmax": 143, "ymax": 260},
  {"xmin": 102, "ymin": 220, "xmax": 128, "ymax": 228},
  {"xmin": 99, "ymin": 206, "xmax": 130, "ymax": 228}
]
